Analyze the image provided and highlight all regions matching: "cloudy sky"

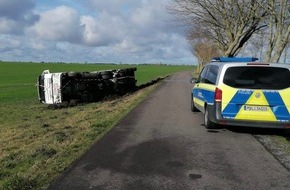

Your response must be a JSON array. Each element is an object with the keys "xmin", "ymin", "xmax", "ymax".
[{"xmin": 0, "ymin": 0, "xmax": 197, "ymax": 64}]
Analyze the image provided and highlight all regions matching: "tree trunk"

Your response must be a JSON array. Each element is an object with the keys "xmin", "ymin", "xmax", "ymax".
[{"xmin": 264, "ymin": 0, "xmax": 290, "ymax": 62}]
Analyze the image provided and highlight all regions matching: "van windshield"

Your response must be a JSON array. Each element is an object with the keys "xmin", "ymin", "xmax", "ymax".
[{"xmin": 223, "ymin": 66, "xmax": 290, "ymax": 90}]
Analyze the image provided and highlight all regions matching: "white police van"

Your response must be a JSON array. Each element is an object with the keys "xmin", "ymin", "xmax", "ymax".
[{"xmin": 191, "ymin": 57, "xmax": 290, "ymax": 129}]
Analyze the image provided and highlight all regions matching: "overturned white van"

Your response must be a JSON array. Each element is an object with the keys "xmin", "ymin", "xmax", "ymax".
[{"xmin": 37, "ymin": 68, "xmax": 137, "ymax": 105}]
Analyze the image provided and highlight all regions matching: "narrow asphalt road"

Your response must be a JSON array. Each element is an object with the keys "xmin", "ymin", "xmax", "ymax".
[{"xmin": 48, "ymin": 71, "xmax": 290, "ymax": 190}]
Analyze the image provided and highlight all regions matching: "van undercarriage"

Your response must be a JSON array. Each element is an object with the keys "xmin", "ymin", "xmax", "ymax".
[{"xmin": 37, "ymin": 68, "xmax": 137, "ymax": 105}]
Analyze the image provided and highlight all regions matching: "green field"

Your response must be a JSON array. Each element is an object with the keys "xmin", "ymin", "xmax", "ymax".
[
  {"xmin": 0, "ymin": 62, "xmax": 194, "ymax": 189},
  {"xmin": 0, "ymin": 62, "xmax": 193, "ymax": 103}
]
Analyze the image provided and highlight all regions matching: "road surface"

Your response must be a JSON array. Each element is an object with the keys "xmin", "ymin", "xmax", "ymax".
[{"xmin": 48, "ymin": 71, "xmax": 290, "ymax": 190}]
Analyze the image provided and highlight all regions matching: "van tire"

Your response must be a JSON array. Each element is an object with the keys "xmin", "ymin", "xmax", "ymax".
[
  {"xmin": 204, "ymin": 106, "xmax": 216, "ymax": 129},
  {"xmin": 284, "ymin": 129, "xmax": 290, "ymax": 137},
  {"xmin": 191, "ymin": 95, "xmax": 199, "ymax": 112},
  {"xmin": 68, "ymin": 72, "xmax": 77, "ymax": 77},
  {"xmin": 101, "ymin": 71, "xmax": 113, "ymax": 80}
]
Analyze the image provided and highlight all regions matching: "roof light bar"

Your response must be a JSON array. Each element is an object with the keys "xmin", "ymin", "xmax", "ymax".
[{"xmin": 211, "ymin": 57, "xmax": 259, "ymax": 62}]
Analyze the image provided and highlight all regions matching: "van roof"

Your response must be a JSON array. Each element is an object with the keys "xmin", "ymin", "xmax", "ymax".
[{"xmin": 207, "ymin": 61, "xmax": 290, "ymax": 69}]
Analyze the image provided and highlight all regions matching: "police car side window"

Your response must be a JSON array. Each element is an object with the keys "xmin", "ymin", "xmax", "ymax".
[
  {"xmin": 195, "ymin": 67, "xmax": 205, "ymax": 83},
  {"xmin": 206, "ymin": 66, "xmax": 218, "ymax": 84},
  {"xmin": 199, "ymin": 67, "xmax": 209, "ymax": 83},
  {"xmin": 199, "ymin": 65, "xmax": 217, "ymax": 85}
]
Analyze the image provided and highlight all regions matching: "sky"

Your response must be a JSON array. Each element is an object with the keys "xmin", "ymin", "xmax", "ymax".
[{"xmin": 0, "ymin": 0, "xmax": 197, "ymax": 65}]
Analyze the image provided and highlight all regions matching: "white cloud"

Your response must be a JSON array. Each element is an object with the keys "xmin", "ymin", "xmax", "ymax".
[
  {"xmin": 0, "ymin": 18, "xmax": 19, "ymax": 34},
  {"xmin": 115, "ymin": 37, "xmax": 144, "ymax": 53},
  {"xmin": 80, "ymin": 12, "xmax": 126, "ymax": 46},
  {"xmin": 28, "ymin": 6, "xmax": 82, "ymax": 43},
  {"xmin": 0, "ymin": 0, "xmax": 196, "ymax": 64},
  {"xmin": 131, "ymin": 1, "xmax": 168, "ymax": 31},
  {"xmin": 0, "ymin": 35, "xmax": 21, "ymax": 51},
  {"xmin": 0, "ymin": 0, "xmax": 35, "ymax": 19},
  {"xmin": 84, "ymin": 0, "xmax": 139, "ymax": 15},
  {"xmin": 0, "ymin": 0, "xmax": 38, "ymax": 35}
]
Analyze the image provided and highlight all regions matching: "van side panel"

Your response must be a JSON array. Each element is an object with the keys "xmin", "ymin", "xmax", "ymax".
[
  {"xmin": 192, "ymin": 84, "xmax": 215, "ymax": 111},
  {"xmin": 280, "ymin": 88, "xmax": 290, "ymax": 113}
]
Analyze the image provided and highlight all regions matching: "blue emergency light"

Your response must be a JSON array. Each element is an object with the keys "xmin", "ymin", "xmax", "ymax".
[{"xmin": 211, "ymin": 57, "xmax": 258, "ymax": 62}]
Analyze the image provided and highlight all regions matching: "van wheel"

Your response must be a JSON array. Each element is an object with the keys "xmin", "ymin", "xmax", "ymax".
[
  {"xmin": 101, "ymin": 71, "xmax": 113, "ymax": 80},
  {"xmin": 191, "ymin": 95, "xmax": 199, "ymax": 112},
  {"xmin": 204, "ymin": 106, "xmax": 216, "ymax": 129},
  {"xmin": 68, "ymin": 72, "xmax": 76, "ymax": 77},
  {"xmin": 284, "ymin": 129, "xmax": 290, "ymax": 137}
]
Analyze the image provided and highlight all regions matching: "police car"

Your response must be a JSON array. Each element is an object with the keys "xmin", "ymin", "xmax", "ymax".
[{"xmin": 191, "ymin": 57, "xmax": 290, "ymax": 129}]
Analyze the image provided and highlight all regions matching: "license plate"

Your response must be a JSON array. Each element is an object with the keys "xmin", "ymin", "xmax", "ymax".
[{"xmin": 244, "ymin": 105, "xmax": 269, "ymax": 112}]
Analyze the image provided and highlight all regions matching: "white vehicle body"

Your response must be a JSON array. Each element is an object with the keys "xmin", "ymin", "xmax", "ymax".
[{"xmin": 37, "ymin": 68, "xmax": 137, "ymax": 105}]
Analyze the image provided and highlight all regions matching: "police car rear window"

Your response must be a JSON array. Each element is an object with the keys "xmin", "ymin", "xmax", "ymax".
[{"xmin": 223, "ymin": 67, "xmax": 290, "ymax": 90}]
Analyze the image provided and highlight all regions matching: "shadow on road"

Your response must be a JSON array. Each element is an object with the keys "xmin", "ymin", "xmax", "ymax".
[
  {"xmin": 200, "ymin": 123, "xmax": 290, "ymax": 141},
  {"xmin": 226, "ymin": 126, "xmax": 290, "ymax": 141}
]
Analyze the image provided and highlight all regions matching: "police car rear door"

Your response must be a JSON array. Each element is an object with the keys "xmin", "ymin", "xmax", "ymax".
[{"xmin": 221, "ymin": 63, "xmax": 290, "ymax": 122}]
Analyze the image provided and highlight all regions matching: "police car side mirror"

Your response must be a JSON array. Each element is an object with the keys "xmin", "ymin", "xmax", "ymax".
[{"xmin": 190, "ymin": 78, "xmax": 197, "ymax": 84}]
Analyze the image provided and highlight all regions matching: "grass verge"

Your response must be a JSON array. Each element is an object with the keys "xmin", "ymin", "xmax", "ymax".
[
  {"xmin": 0, "ymin": 83, "xmax": 159, "ymax": 190},
  {"xmin": 254, "ymin": 134, "xmax": 290, "ymax": 171}
]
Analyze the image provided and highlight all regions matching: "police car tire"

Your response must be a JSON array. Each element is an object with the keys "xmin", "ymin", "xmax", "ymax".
[
  {"xmin": 204, "ymin": 107, "xmax": 216, "ymax": 129},
  {"xmin": 191, "ymin": 96, "xmax": 199, "ymax": 112},
  {"xmin": 285, "ymin": 129, "xmax": 290, "ymax": 137}
]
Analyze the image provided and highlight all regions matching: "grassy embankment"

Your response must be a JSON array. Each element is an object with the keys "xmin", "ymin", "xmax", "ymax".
[{"xmin": 0, "ymin": 62, "xmax": 193, "ymax": 189}]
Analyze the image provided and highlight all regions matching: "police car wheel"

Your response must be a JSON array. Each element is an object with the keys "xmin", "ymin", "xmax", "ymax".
[
  {"xmin": 285, "ymin": 129, "xmax": 290, "ymax": 137},
  {"xmin": 204, "ymin": 107, "xmax": 215, "ymax": 129},
  {"xmin": 191, "ymin": 96, "xmax": 199, "ymax": 112}
]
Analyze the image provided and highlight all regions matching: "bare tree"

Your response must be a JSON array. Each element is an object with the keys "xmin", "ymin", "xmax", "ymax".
[
  {"xmin": 171, "ymin": 0, "xmax": 268, "ymax": 58},
  {"xmin": 282, "ymin": 34, "xmax": 290, "ymax": 63},
  {"xmin": 187, "ymin": 29, "xmax": 220, "ymax": 71},
  {"xmin": 283, "ymin": 43, "xmax": 289, "ymax": 63},
  {"xmin": 264, "ymin": 0, "xmax": 290, "ymax": 62},
  {"xmin": 244, "ymin": 31, "xmax": 266, "ymax": 60}
]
